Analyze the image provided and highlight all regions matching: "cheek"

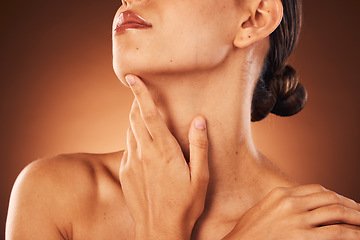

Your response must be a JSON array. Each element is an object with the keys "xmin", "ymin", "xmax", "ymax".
[
  {"xmin": 159, "ymin": 15, "xmax": 234, "ymax": 69},
  {"xmin": 158, "ymin": 21, "xmax": 234, "ymax": 71},
  {"xmin": 168, "ymin": 37, "xmax": 232, "ymax": 70}
]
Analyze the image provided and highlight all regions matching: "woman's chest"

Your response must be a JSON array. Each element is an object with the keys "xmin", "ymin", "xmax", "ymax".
[
  {"xmin": 71, "ymin": 196, "xmax": 135, "ymax": 240},
  {"xmin": 70, "ymin": 202, "xmax": 236, "ymax": 240}
]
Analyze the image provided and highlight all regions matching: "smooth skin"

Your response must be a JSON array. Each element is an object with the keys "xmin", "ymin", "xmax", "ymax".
[{"xmin": 6, "ymin": 0, "xmax": 360, "ymax": 239}]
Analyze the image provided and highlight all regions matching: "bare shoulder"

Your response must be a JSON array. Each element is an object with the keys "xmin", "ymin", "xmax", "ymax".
[
  {"xmin": 6, "ymin": 151, "xmax": 129, "ymax": 240},
  {"xmin": 10, "ymin": 151, "xmax": 124, "ymax": 206}
]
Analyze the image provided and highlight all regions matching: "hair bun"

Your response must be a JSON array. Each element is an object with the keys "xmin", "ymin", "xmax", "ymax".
[
  {"xmin": 251, "ymin": 65, "xmax": 307, "ymax": 122},
  {"xmin": 269, "ymin": 65, "xmax": 307, "ymax": 117}
]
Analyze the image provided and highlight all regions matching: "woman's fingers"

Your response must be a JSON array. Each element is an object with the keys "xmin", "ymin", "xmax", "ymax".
[
  {"xmin": 300, "ymin": 190, "xmax": 360, "ymax": 212},
  {"xmin": 125, "ymin": 74, "xmax": 170, "ymax": 140},
  {"xmin": 287, "ymin": 184, "xmax": 328, "ymax": 197},
  {"xmin": 129, "ymin": 99, "xmax": 153, "ymax": 144},
  {"xmin": 188, "ymin": 117, "xmax": 209, "ymax": 186},
  {"xmin": 313, "ymin": 224, "xmax": 360, "ymax": 239},
  {"xmin": 273, "ymin": 184, "xmax": 360, "ymax": 213},
  {"xmin": 306, "ymin": 204, "xmax": 360, "ymax": 227}
]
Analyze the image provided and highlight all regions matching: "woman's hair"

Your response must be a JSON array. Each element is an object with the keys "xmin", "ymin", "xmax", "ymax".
[{"xmin": 251, "ymin": 0, "xmax": 307, "ymax": 122}]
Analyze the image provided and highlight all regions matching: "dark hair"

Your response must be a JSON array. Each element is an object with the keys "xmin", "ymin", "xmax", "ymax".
[{"xmin": 251, "ymin": 0, "xmax": 307, "ymax": 122}]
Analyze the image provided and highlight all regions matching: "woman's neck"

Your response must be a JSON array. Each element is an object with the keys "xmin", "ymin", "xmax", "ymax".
[{"xmin": 134, "ymin": 47, "xmax": 280, "ymax": 220}]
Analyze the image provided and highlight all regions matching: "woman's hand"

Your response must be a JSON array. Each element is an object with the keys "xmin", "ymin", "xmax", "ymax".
[
  {"xmin": 120, "ymin": 75, "xmax": 209, "ymax": 240},
  {"xmin": 223, "ymin": 184, "xmax": 360, "ymax": 240}
]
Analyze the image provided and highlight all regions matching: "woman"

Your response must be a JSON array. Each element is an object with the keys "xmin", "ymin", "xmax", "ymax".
[{"xmin": 6, "ymin": 0, "xmax": 360, "ymax": 239}]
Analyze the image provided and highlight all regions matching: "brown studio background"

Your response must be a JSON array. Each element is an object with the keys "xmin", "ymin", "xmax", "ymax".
[{"xmin": 1, "ymin": 0, "xmax": 360, "ymax": 237}]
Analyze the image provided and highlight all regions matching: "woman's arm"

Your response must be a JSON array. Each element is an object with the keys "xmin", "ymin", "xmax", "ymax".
[{"xmin": 120, "ymin": 75, "xmax": 209, "ymax": 240}]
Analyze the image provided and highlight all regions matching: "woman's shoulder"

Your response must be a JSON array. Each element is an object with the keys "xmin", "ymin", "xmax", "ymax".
[
  {"xmin": 13, "ymin": 151, "xmax": 124, "ymax": 198},
  {"xmin": 7, "ymin": 151, "xmax": 128, "ymax": 239}
]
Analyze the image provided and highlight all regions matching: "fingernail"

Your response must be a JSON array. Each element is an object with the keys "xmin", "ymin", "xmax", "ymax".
[
  {"xmin": 125, "ymin": 75, "xmax": 136, "ymax": 86},
  {"xmin": 195, "ymin": 117, "xmax": 206, "ymax": 130}
]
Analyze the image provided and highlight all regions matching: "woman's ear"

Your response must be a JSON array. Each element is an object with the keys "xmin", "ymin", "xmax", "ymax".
[{"xmin": 234, "ymin": 0, "xmax": 283, "ymax": 48}]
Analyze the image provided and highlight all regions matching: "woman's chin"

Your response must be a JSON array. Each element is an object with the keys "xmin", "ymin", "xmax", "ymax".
[
  {"xmin": 113, "ymin": 63, "xmax": 150, "ymax": 84},
  {"xmin": 113, "ymin": 70, "xmax": 134, "ymax": 87},
  {"xmin": 113, "ymin": 61, "xmax": 140, "ymax": 85}
]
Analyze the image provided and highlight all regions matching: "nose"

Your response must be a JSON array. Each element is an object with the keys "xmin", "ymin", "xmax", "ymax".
[{"xmin": 121, "ymin": 0, "xmax": 151, "ymax": 7}]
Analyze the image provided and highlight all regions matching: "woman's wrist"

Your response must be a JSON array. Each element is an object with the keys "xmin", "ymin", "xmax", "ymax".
[
  {"xmin": 134, "ymin": 225, "xmax": 191, "ymax": 240},
  {"xmin": 134, "ymin": 219, "xmax": 193, "ymax": 240}
]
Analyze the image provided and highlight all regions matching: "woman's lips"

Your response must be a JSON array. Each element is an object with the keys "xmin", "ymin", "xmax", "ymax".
[{"xmin": 114, "ymin": 10, "xmax": 152, "ymax": 33}]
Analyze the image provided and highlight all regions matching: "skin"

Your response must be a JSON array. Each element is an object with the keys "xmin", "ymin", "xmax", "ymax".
[{"xmin": 6, "ymin": 0, "xmax": 360, "ymax": 239}]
